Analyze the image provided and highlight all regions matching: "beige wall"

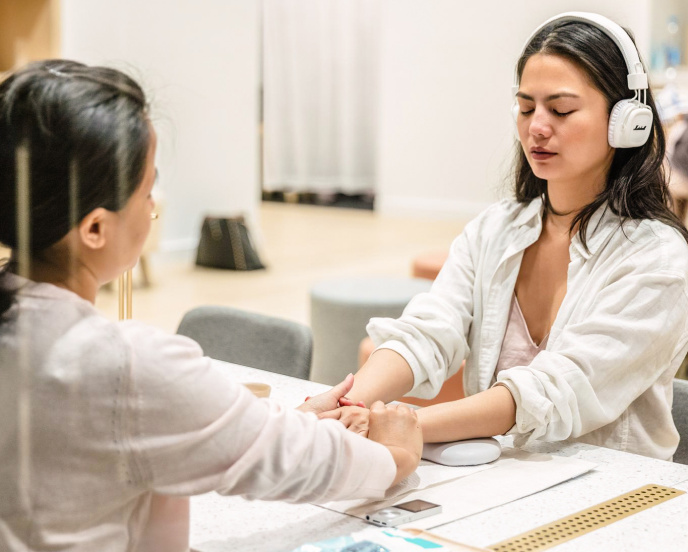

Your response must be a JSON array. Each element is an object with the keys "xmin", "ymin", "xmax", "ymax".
[
  {"xmin": 61, "ymin": 0, "xmax": 260, "ymax": 252},
  {"xmin": 375, "ymin": 1, "xmax": 652, "ymax": 219}
]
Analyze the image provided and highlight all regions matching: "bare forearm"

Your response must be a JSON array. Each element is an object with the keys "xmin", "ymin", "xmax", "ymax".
[
  {"xmin": 417, "ymin": 384, "xmax": 516, "ymax": 443},
  {"xmin": 348, "ymin": 349, "xmax": 414, "ymax": 406}
]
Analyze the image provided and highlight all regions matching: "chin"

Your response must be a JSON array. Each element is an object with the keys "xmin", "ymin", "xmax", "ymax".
[
  {"xmin": 528, "ymin": 161, "xmax": 562, "ymax": 182},
  {"xmin": 529, "ymin": 166, "xmax": 555, "ymax": 181}
]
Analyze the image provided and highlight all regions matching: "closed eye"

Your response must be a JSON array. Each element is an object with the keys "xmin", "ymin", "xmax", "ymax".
[{"xmin": 520, "ymin": 109, "xmax": 573, "ymax": 117}]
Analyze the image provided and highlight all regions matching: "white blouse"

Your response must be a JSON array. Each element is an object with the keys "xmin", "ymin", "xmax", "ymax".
[
  {"xmin": 368, "ymin": 197, "xmax": 688, "ymax": 460},
  {"xmin": 0, "ymin": 277, "xmax": 395, "ymax": 552}
]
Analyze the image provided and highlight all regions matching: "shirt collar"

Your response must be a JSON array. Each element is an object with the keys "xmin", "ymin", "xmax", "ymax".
[
  {"xmin": 570, "ymin": 202, "xmax": 619, "ymax": 260},
  {"xmin": 513, "ymin": 196, "xmax": 545, "ymax": 228},
  {"xmin": 512, "ymin": 197, "xmax": 619, "ymax": 260}
]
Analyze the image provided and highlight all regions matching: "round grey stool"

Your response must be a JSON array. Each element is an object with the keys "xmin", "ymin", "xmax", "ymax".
[{"xmin": 309, "ymin": 277, "xmax": 432, "ymax": 385}]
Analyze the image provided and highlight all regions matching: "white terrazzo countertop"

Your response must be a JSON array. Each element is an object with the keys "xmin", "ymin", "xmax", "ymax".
[{"xmin": 190, "ymin": 363, "xmax": 688, "ymax": 552}]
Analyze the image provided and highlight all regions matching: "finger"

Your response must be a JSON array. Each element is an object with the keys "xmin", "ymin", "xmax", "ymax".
[
  {"xmin": 339, "ymin": 416, "xmax": 356, "ymax": 428},
  {"xmin": 339, "ymin": 397, "xmax": 366, "ymax": 408},
  {"xmin": 370, "ymin": 400, "xmax": 385, "ymax": 412},
  {"xmin": 393, "ymin": 403, "xmax": 415, "ymax": 415},
  {"xmin": 318, "ymin": 409, "xmax": 343, "ymax": 420},
  {"xmin": 399, "ymin": 405, "xmax": 418, "ymax": 419},
  {"xmin": 328, "ymin": 373, "xmax": 355, "ymax": 401},
  {"xmin": 354, "ymin": 425, "xmax": 369, "ymax": 436}
]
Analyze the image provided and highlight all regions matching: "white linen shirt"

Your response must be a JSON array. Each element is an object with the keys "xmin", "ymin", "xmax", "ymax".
[
  {"xmin": 368, "ymin": 197, "xmax": 688, "ymax": 460},
  {"xmin": 0, "ymin": 277, "xmax": 395, "ymax": 552}
]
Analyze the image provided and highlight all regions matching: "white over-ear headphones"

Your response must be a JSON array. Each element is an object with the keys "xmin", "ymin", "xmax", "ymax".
[{"xmin": 512, "ymin": 12, "xmax": 653, "ymax": 149}]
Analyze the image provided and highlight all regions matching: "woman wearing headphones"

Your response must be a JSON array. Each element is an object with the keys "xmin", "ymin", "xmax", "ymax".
[
  {"xmin": 0, "ymin": 60, "xmax": 422, "ymax": 551},
  {"xmin": 322, "ymin": 13, "xmax": 688, "ymax": 461}
]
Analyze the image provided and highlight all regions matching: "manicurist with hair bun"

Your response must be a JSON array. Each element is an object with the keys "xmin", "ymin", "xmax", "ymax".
[{"xmin": 0, "ymin": 60, "xmax": 422, "ymax": 552}]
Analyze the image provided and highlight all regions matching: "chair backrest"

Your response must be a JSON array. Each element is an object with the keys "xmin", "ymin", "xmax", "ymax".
[
  {"xmin": 673, "ymin": 378, "xmax": 688, "ymax": 465},
  {"xmin": 177, "ymin": 306, "xmax": 313, "ymax": 380}
]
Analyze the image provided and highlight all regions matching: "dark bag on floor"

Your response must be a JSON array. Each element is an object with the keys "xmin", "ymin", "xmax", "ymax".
[{"xmin": 196, "ymin": 216, "xmax": 266, "ymax": 270}]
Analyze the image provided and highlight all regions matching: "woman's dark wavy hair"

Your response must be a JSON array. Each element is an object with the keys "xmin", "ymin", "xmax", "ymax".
[
  {"xmin": 514, "ymin": 21, "xmax": 688, "ymax": 248},
  {"xmin": 0, "ymin": 60, "xmax": 150, "ymax": 322}
]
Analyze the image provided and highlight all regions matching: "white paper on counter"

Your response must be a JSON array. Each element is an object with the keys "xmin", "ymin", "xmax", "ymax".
[
  {"xmin": 319, "ymin": 447, "xmax": 597, "ymax": 530},
  {"xmin": 320, "ymin": 459, "xmax": 497, "ymax": 515}
]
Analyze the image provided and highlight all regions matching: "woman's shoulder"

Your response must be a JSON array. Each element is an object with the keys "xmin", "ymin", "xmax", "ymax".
[
  {"xmin": 32, "ymin": 299, "xmax": 207, "ymax": 380},
  {"xmin": 60, "ymin": 318, "xmax": 204, "ymax": 386},
  {"xmin": 463, "ymin": 197, "xmax": 541, "ymax": 237},
  {"xmin": 624, "ymin": 218, "xmax": 688, "ymax": 276},
  {"xmin": 52, "ymin": 309, "xmax": 131, "ymax": 374},
  {"xmin": 117, "ymin": 320, "xmax": 205, "ymax": 370},
  {"xmin": 588, "ymin": 211, "xmax": 688, "ymax": 281},
  {"xmin": 9, "ymin": 280, "xmax": 125, "ymax": 357}
]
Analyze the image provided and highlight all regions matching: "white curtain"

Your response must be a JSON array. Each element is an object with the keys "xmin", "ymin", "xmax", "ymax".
[{"xmin": 262, "ymin": 0, "xmax": 381, "ymax": 193}]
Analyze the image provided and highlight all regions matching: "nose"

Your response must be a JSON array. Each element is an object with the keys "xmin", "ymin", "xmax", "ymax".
[{"xmin": 528, "ymin": 106, "xmax": 553, "ymax": 139}]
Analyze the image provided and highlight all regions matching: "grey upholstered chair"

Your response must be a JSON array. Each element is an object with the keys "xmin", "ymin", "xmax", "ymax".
[
  {"xmin": 673, "ymin": 379, "xmax": 688, "ymax": 465},
  {"xmin": 177, "ymin": 306, "xmax": 313, "ymax": 380}
]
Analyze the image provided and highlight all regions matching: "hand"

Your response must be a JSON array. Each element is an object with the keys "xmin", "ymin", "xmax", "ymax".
[
  {"xmin": 367, "ymin": 401, "xmax": 423, "ymax": 486},
  {"xmin": 318, "ymin": 406, "xmax": 370, "ymax": 436},
  {"xmin": 338, "ymin": 397, "xmax": 366, "ymax": 408},
  {"xmin": 296, "ymin": 374, "xmax": 362, "ymax": 415}
]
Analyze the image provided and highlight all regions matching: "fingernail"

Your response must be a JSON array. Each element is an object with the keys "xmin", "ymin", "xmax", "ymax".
[{"xmin": 305, "ymin": 396, "xmax": 310, "ymax": 401}]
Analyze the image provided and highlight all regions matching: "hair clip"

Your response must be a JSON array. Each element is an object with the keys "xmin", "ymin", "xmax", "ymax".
[{"xmin": 47, "ymin": 67, "xmax": 68, "ymax": 77}]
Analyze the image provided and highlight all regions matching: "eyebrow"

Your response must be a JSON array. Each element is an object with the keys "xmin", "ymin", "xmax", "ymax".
[{"xmin": 516, "ymin": 92, "xmax": 580, "ymax": 101}]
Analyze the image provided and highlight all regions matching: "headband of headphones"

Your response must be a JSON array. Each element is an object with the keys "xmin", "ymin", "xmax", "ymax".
[{"xmin": 512, "ymin": 12, "xmax": 648, "ymax": 96}]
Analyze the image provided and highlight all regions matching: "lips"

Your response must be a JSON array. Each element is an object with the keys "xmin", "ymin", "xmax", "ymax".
[{"xmin": 530, "ymin": 148, "xmax": 557, "ymax": 161}]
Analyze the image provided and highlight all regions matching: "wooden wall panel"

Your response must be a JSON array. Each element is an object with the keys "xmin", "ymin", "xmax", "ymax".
[{"xmin": 0, "ymin": 0, "xmax": 61, "ymax": 72}]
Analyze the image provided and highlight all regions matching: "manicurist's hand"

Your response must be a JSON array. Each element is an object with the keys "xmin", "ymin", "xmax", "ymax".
[
  {"xmin": 318, "ymin": 406, "xmax": 370, "ymax": 436},
  {"xmin": 367, "ymin": 401, "xmax": 423, "ymax": 486},
  {"xmin": 296, "ymin": 373, "xmax": 363, "ymax": 415}
]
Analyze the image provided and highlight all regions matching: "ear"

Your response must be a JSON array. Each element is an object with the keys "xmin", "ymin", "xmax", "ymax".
[{"xmin": 78, "ymin": 208, "xmax": 111, "ymax": 251}]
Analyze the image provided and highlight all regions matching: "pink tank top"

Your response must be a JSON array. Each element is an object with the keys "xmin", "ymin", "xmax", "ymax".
[{"xmin": 494, "ymin": 293, "xmax": 549, "ymax": 378}]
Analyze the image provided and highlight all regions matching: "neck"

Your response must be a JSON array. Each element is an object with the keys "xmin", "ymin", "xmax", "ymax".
[
  {"xmin": 545, "ymin": 170, "xmax": 607, "ymax": 235},
  {"xmin": 24, "ymin": 250, "xmax": 100, "ymax": 304}
]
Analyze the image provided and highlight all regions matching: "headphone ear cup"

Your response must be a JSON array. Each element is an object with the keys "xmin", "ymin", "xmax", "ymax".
[
  {"xmin": 512, "ymin": 101, "xmax": 521, "ymax": 141},
  {"xmin": 608, "ymin": 99, "xmax": 631, "ymax": 148},
  {"xmin": 608, "ymin": 99, "xmax": 653, "ymax": 148}
]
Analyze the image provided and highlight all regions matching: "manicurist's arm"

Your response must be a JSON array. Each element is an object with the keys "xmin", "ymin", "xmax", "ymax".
[{"xmin": 123, "ymin": 322, "xmax": 422, "ymax": 503}]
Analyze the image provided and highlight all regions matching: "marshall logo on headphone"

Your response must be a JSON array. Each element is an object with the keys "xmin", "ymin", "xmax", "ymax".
[{"xmin": 634, "ymin": 125, "xmax": 647, "ymax": 131}]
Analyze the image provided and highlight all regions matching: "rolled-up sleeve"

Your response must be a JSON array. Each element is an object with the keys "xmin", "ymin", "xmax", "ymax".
[
  {"xmin": 118, "ymin": 322, "xmax": 396, "ymax": 504},
  {"xmin": 367, "ymin": 218, "xmax": 478, "ymax": 399},
  {"xmin": 496, "ymin": 259, "xmax": 688, "ymax": 446}
]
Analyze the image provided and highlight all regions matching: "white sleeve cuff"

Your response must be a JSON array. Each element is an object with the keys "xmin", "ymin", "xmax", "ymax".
[{"xmin": 372, "ymin": 341, "xmax": 440, "ymax": 399}]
